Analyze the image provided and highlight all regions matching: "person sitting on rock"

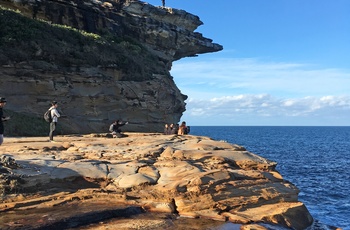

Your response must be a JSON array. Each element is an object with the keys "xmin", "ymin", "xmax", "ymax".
[{"xmin": 109, "ymin": 120, "xmax": 128, "ymax": 138}]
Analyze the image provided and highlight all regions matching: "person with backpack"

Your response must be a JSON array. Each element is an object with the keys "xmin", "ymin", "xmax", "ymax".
[
  {"xmin": 178, "ymin": 121, "xmax": 190, "ymax": 135},
  {"xmin": 48, "ymin": 101, "xmax": 60, "ymax": 142},
  {"xmin": 0, "ymin": 97, "xmax": 10, "ymax": 145}
]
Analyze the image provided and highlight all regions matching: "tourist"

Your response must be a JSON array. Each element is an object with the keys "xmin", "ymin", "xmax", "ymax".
[
  {"xmin": 164, "ymin": 124, "xmax": 171, "ymax": 135},
  {"xmin": 109, "ymin": 120, "xmax": 128, "ymax": 138},
  {"xmin": 161, "ymin": 0, "xmax": 165, "ymax": 7},
  {"xmin": 0, "ymin": 97, "xmax": 10, "ymax": 145},
  {"xmin": 169, "ymin": 123, "xmax": 178, "ymax": 135},
  {"xmin": 178, "ymin": 121, "xmax": 189, "ymax": 135},
  {"xmin": 48, "ymin": 101, "xmax": 60, "ymax": 142}
]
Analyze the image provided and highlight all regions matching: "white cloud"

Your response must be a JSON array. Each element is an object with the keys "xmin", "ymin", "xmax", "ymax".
[
  {"xmin": 171, "ymin": 57, "xmax": 350, "ymax": 125},
  {"xmin": 182, "ymin": 94, "xmax": 350, "ymax": 126},
  {"xmin": 171, "ymin": 58, "xmax": 350, "ymax": 99}
]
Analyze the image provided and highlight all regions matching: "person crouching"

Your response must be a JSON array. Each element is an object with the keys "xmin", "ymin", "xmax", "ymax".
[{"xmin": 109, "ymin": 120, "xmax": 128, "ymax": 138}]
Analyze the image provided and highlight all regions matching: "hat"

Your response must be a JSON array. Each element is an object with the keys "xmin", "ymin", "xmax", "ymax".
[{"xmin": 0, "ymin": 97, "xmax": 7, "ymax": 103}]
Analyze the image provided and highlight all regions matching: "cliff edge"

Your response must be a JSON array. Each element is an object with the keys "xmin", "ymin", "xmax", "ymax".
[
  {"xmin": 0, "ymin": 0, "xmax": 222, "ymax": 135},
  {"xmin": 0, "ymin": 134, "xmax": 314, "ymax": 229}
]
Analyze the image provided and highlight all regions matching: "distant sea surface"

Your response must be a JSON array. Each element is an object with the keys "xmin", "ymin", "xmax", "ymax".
[{"xmin": 190, "ymin": 126, "xmax": 350, "ymax": 229}]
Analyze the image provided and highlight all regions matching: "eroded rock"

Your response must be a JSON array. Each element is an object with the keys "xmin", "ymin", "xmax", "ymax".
[{"xmin": 0, "ymin": 133, "xmax": 314, "ymax": 229}]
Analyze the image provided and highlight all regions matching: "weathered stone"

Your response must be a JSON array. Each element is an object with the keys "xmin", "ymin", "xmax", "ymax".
[{"xmin": 0, "ymin": 133, "xmax": 315, "ymax": 229}]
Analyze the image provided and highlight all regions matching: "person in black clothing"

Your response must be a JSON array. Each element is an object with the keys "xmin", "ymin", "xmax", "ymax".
[
  {"xmin": 109, "ymin": 120, "xmax": 128, "ymax": 138},
  {"xmin": 162, "ymin": 0, "xmax": 165, "ymax": 7},
  {"xmin": 0, "ymin": 97, "xmax": 10, "ymax": 145},
  {"xmin": 169, "ymin": 123, "xmax": 178, "ymax": 135},
  {"xmin": 164, "ymin": 124, "xmax": 171, "ymax": 135}
]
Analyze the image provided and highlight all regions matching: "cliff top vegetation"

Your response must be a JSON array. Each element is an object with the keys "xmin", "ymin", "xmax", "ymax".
[{"xmin": 0, "ymin": 6, "xmax": 164, "ymax": 81}]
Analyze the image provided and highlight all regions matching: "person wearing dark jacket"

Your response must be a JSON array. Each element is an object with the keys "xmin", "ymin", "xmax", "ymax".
[
  {"xmin": 0, "ymin": 97, "xmax": 10, "ymax": 145},
  {"xmin": 164, "ymin": 124, "xmax": 171, "ymax": 135},
  {"xmin": 109, "ymin": 120, "xmax": 128, "ymax": 138}
]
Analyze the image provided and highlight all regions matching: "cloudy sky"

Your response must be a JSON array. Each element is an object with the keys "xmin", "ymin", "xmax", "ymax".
[{"xmin": 146, "ymin": 0, "xmax": 350, "ymax": 126}]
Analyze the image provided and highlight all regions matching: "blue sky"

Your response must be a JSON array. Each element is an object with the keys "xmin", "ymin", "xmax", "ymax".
[{"xmin": 145, "ymin": 0, "xmax": 350, "ymax": 126}]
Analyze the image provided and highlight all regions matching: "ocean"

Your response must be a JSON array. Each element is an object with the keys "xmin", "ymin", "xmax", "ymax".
[{"xmin": 189, "ymin": 126, "xmax": 350, "ymax": 230}]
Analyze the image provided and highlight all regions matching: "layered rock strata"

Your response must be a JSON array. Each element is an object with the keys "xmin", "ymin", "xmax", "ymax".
[
  {"xmin": 0, "ymin": 0, "xmax": 223, "ymax": 134},
  {"xmin": 0, "ymin": 134, "xmax": 314, "ymax": 229}
]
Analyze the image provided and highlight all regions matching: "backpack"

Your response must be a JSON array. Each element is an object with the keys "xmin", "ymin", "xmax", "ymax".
[{"xmin": 44, "ymin": 109, "xmax": 52, "ymax": 123}]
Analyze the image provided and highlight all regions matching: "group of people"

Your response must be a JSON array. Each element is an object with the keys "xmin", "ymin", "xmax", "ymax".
[
  {"xmin": 164, "ymin": 121, "xmax": 190, "ymax": 135},
  {"xmin": 47, "ymin": 101, "xmax": 132, "ymax": 140},
  {"xmin": 0, "ymin": 97, "xmax": 190, "ymax": 145}
]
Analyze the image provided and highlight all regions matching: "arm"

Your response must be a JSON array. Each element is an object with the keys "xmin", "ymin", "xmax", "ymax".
[
  {"xmin": 109, "ymin": 124, "xmax": 114, "ymax": 132},
  {"xmin": 53, "ymin": 109, "xmax": 60, "ymax": 118}
]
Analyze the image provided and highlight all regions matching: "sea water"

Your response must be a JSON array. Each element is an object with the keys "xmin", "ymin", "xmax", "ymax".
[{"xmin": 189, "ymin": 126, "xmax": 350, "ymax": 229}]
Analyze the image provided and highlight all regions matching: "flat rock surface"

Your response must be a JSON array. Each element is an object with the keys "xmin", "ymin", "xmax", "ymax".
[{"xmin": 0, "ymin": 133, "xmax": 314, "ymax": 229}]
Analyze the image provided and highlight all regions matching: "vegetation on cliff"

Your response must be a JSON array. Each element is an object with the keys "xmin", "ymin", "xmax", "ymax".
[
  {"xmin": 0, "ymin": 6, "xmax": 172, "ymax": 136},
  {"xmin": 0, "ymin": 6, "xmax": 164, "ymax": 81}
]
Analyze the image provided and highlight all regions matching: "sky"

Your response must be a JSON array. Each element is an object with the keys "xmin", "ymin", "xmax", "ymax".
[{"xmin": 145, "ymin": 0, "xmax": 350, "ymax": 126}]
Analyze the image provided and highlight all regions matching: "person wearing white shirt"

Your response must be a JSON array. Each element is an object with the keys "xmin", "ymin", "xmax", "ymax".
[{"xmin": 49, "ymin": 101, "xmax": 60, "ymax": 142}]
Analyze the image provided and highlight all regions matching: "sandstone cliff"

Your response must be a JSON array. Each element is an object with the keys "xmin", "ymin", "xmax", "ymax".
[
  {"xmin": 0, "ymin": 134, "xmax": 315, "ymax": 229},
  {"xmin": 0, "ymin": 0, "xmax": 222, "ymax": 135}
]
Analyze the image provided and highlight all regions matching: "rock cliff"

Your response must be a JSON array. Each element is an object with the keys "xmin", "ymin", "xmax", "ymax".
[
  {"xmin": 0, "ymin": 134, "xmax": 315, "ymax": 229},
  {"xmin": 0, "ymin": 0, "xmax": 222, "ymax": 135}
]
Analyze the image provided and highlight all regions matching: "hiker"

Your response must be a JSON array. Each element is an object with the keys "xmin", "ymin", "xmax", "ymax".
[
  {"xmin": 48, "ymin": 101, "xmax": 60, "ymax": 142},
  {"xmin": 109, "ymin": 120, "xmax": 128, "ymax": 138},
  {"xmin": 161, "ymin": 0, "xmax": 165, "ymax": 7},
  {"xmin": 164, "ymin": 124, "xmax": 171, "ymax": 135},
  {"xmin": 178, "ymin": 121, "xmax": 189, "ymax": 135},
  {"xmin": 0, "ymin": 97, "xmax": 10, "ymax": 145},
  {"xmin": 170, "ymin": 123, "xmax": 178, "ymax": 135}
]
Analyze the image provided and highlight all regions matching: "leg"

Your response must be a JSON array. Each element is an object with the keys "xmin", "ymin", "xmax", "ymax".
[
  {"xmin": 0, "ymin": 134, "xmax": 3, "ymax": 145},
  {"xmin": 49, "ymin": 122, "xmax": 56, "ymax": 140}
]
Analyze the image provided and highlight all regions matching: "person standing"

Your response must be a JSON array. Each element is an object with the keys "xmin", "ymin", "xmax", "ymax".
[
  {"xmin": 49, "ymin": 101, "xmax": 60, "ymax": 142},
  {"xmin": 162, "ymin": 0, "xmax": 165, "ymax": 7},
  {"xmin": 164, "ymin": 124, "xmax": 171, "ymax": 135},
  {"xmin": 178, "ymin": 121, "xmax": 189, "ymax": 135},
  {"xmin": 0, "ymin": 97, "xmax": 10, "ymax": 145}
]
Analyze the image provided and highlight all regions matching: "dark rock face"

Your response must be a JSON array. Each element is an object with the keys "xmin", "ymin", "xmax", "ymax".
[{"xmin": 0, "ymin": 0, "xmax": 222, "ymax": 134}]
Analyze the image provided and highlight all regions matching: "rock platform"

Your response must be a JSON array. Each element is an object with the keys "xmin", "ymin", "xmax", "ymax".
[{"xmin": 0, "ymin": 133, "xmax": 314, "ymax": 229}]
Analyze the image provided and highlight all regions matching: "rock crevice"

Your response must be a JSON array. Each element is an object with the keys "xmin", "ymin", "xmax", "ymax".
[{"xmin": 0, "ymin": 134, "xmax": 314, "ymax": 229}]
